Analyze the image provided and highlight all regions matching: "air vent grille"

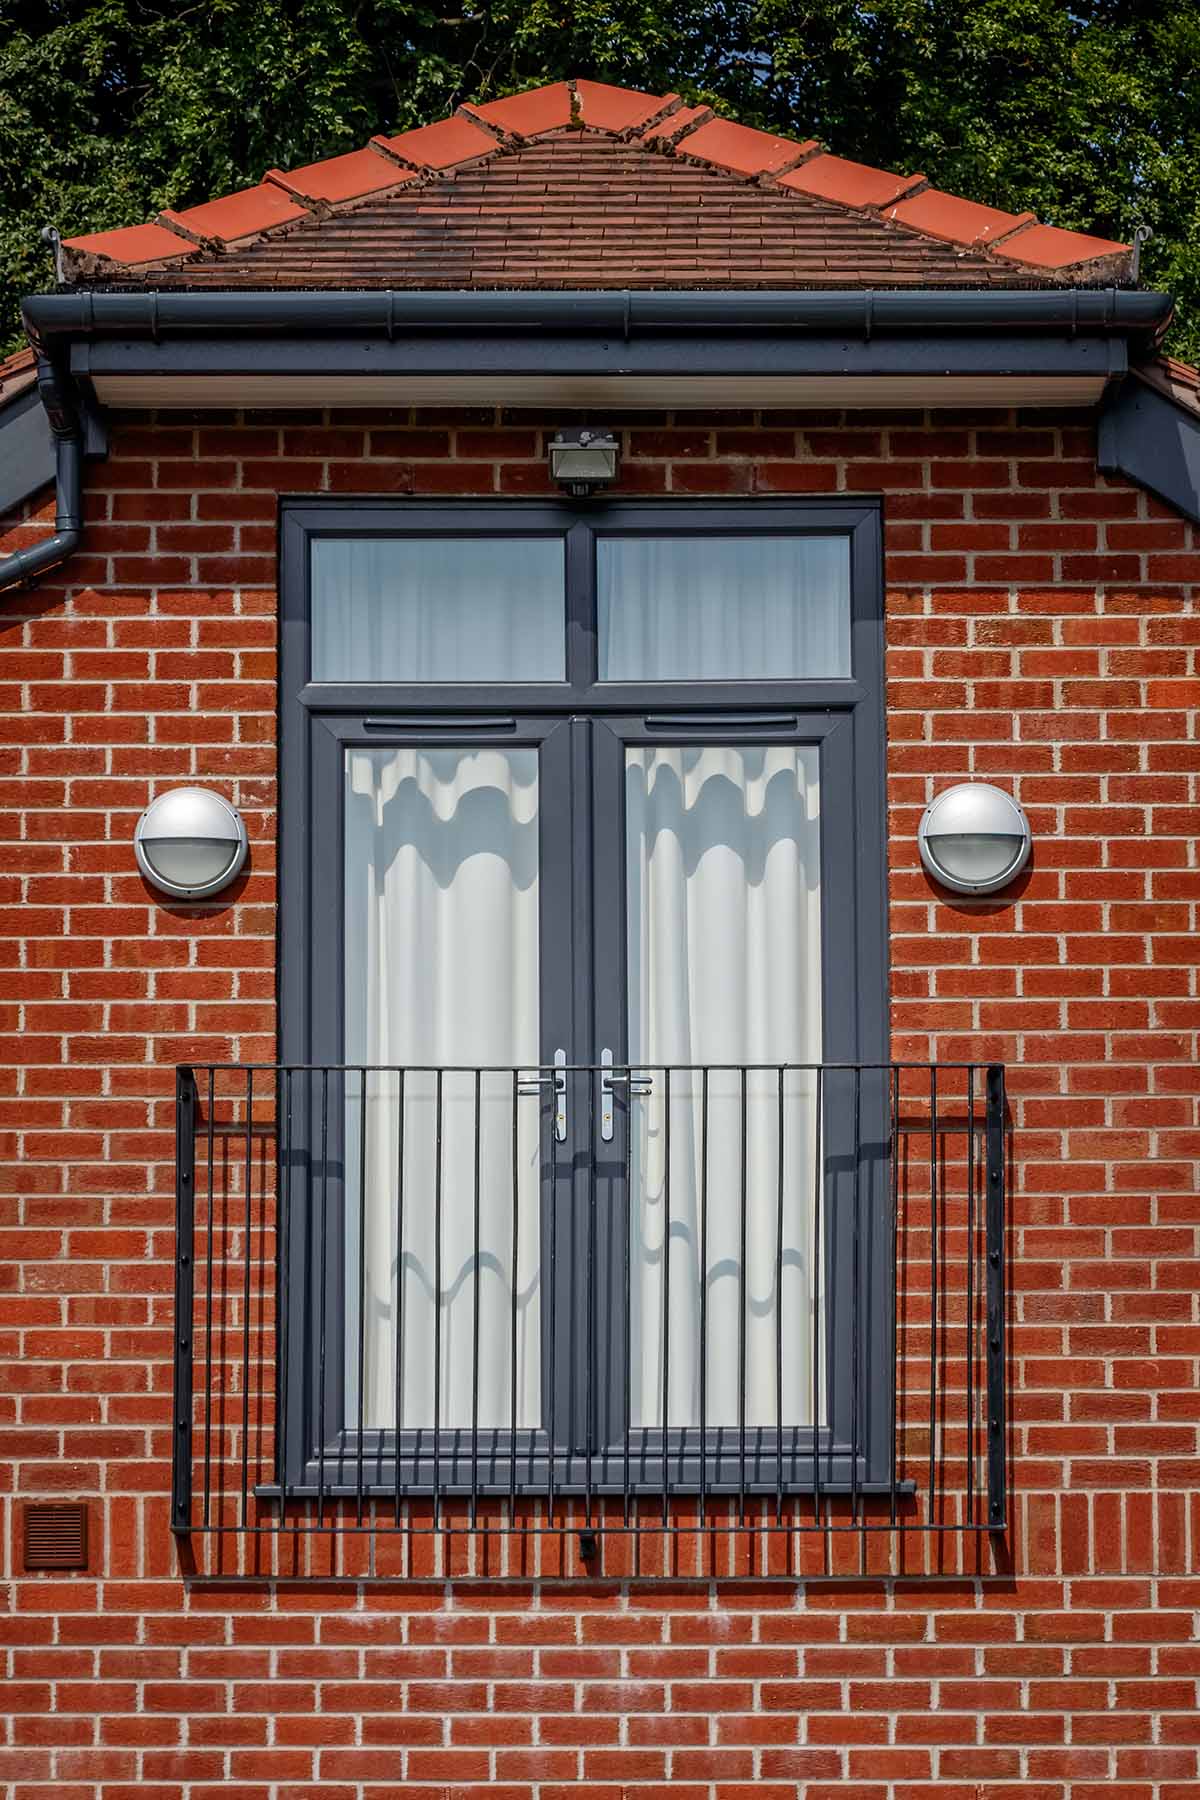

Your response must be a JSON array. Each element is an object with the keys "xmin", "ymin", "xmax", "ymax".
[{"xmin": 23, "ymin": 1503, "xmax": 89, "ymax": 1571}]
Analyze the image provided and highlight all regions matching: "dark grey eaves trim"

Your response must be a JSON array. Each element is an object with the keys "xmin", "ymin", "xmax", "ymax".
[
  {"xmin": 1098, "ymin": 374, "xmax": 1200, "ymax": 526},
  {"xmin": 0, "ymin": 386, "xmax": 55, "ymax": 518}
]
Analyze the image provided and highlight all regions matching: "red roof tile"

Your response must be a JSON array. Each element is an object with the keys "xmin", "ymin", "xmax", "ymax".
[
  {"xmin": 886, "ymin": 188, "xmax": 1031, "ymax": 248},
  {"xmin": 57, "ymin": 77, "xmax": 1133, "ymax": 288},
  {"xmin": 161, "ymin": 182, "xmax": 309, "ymax": 246},
  {"xmin": 640, "ymin": 104, "xmax": 712, "ymax": 146},
  {"xmin": 573, "ymin": 79, "xmax": 675, "ymax": 134},
  {"xmin": 0, "ymin": 346, "xmax": 37, "ymax": 409},
  {"xmin": 1134, "ymin": 355, "xmax": 1200, "ymax": 419},
  {"xmin": 678, "ymin": 117, "xmax": 818, "ymax": 178},
  {"xmin": 268, "ymin": 149, "xmax": 416, "ymax": 207},
  {"xmin": 466, "ymin": 80, "xmax": 575, "ymax": 137},
  {"xmin": 63, "ymin": 221, "xmax": 192, "ymax": 269},
  {"xmin": 998, "ymin": 221, "xmax": 1129, "ymax": 270},
  {"xmin": 373, "ymin": 114, "xmax": 498, "ymax": 171},
  {"xmin": 780, "ymin": 153, "xmax": 922, "ymax": 211}
]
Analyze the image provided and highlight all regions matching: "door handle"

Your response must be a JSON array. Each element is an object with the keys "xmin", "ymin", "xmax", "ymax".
[
  {"xmin": 517, "ymin": 1047, "xmax": 568, "ymax": 1142},
  {"xmin": 600, "ymin": 1048, "xmax": 653, "ymax": 1141}
]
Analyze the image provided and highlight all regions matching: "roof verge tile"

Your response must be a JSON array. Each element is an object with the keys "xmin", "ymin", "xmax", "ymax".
[
  {"xmin": 267, "ymin": 149, "xmax": 418, "ymax": 207},
  {"xmin": 465, "ymin": 81, "xmax": 574, "ymax": 137},
  {"xmin": 780, "ymin": 153, "xmax": 925, "ymax": 211},
  {"xmin": 679, "ymin": 117, "xmax": 818, "ymax": 179},
  {"xmin": 374, "ymin": 114, "xmax": 500, "ymax": 172},
  {"xmin": 886, "ymin": 188, "xmax": 1028, "ymax": 248},
  {"xmin": 160, "ymin": 183, "xmax": 310, "ymax": 246},
  {"xmin": 60, "ymin": 221, "xmax": 194, "ymax": 270},
  {"xmin": 997, "ymin": 221, "xmax": 1130, "ymax": 271},
  {"xmin": 572, "ymin": 79, "xmax": 675, "ymax": 134}
]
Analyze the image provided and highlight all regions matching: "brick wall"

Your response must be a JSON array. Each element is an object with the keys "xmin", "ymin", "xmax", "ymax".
[{"xmin": 1, "ymin": 409, "xmax": 1198, "ymax": 1797}]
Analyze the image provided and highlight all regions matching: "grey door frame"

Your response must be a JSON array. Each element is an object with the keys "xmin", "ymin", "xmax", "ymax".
[{"xmin": 278, "ymin": 496, "xmax": 890, "ymax": 1497}]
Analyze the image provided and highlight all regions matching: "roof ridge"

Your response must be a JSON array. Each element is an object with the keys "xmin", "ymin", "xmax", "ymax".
[{"xmin": 57, "ymin": 76, "xmax": 1132, "ymax": 284}]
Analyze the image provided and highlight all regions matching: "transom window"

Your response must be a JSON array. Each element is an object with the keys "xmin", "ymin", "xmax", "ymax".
[{"xmin": 279, "ymin": 500, "xmax": 888, "ymax": 1498}]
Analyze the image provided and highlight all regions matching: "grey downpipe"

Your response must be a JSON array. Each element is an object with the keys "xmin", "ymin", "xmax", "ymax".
[
  {"xmin": 23, "ymin": 286, "xmax": 1174, "ymax": 348},
  {"xmin": 0, "ymin": 360, "xmax": 83, "ymax": 594}
]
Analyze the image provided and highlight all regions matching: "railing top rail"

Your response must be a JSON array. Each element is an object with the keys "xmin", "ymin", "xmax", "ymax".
[{"xmin": 178, "ymin": 1059, "xmax": 1006, "ymax": 1075}]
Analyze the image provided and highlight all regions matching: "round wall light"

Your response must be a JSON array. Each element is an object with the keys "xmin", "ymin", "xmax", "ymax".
[
  {"xmin": 918, "ymin": 781, "xmax": 1031, "ymax": 896},
  {"xmin": 134, "ymin": 788, "xmax": 248, "ymax": 900}
]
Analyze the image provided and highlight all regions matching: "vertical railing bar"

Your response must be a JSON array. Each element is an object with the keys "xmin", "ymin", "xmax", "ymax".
[
  {"xmin": 737, "ymin": 1065, "xmax": 748, "ymax": 1524},
  {"xmin": 471, "ymin": 1068, "xmax": 482, "ymax": 1530},
  {"xmin": 850, "ymin": 1066, "xmax": 862, "ymax": 1549},
  {"xmin": 928, "ymin": 1065, "xmax": 939, "ymax": 1524},
  {"xmin": 171, "ymin": 1068, "xmax": 196, "ymax": 1538},
  {"xmin": 888, "ymin": 1064, "xmax": 900, "ymax": 1532},
  {"xmin": 966, "ymin": 1064, "xmax": 977, "ymax": 1532},
  {"xmin": 316, "ymin": 1069, "xmax": 329, "ymax": 1528},
  {"xmin": 547, "ymin": 1074, "xmax": 558, "ymax": 1527},
  {"xmin": 985, "ymin": 1065, "xmax": 1007, "ymax": 1531},
  {"xmin": 623, "ymin": 1062, "xmax": 633, "ymax": 1527},
  {"xmin": 661, "ymin": 1067, "xmax": 672, "ymax": 1528},
  {"xmin": 240, "ymin": 1068, "xmax": 254, "ymax": 1529},
  {"xmin": 509, "ymin": 1069, "xmax": 519, "ymax": 1527},
  {"xmin": 394, "ymin": 1069, "xmax": 406, "ymax": 1527},
  {"xmin": 811, "ymin": 1065, "xmax": 823, "ymax": 1527},
  {"xmin": 202, "ymin": 1067, "xmax": 216, "ymax": 1530},
  {"xmin": 276, "ymin": 1068, "xmax": 293, "ymax": 1524},
  {"xmin": 355, "ymin": 1073, "xmax": 368, "ymax": 1524},
  {"xmin": 698, "ymin": 1066, "xmax": 709, "ymax": 1531},
  {"xmin": 432, "ymin": 1068, "xmax": 444, "ymax": 1531},
  {"xmin": 775, "ymin": 1065, "xmax": 785, "ymax": 1526},
  {"xmin": 586, "ymin": 1066, "xmax": 596, "ymax": 1530}
]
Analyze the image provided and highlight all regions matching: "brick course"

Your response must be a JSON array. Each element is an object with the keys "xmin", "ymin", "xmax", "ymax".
[{"xmin": 1, "ymin": 409, "xmax": 1198, "ymax": 1796}]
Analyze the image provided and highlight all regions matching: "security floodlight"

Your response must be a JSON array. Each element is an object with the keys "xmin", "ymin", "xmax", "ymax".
[{"xmin": 548, "ymin": 428, "xmax": 619, "ymax": 496}]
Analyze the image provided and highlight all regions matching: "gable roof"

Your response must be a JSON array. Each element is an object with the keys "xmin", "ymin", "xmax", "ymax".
[{"xmin": 60, "ymin": 78, "xmax": 1130, "ymax": 291}]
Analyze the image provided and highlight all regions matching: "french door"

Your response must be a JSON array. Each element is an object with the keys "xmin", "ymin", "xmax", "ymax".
[{"xmin": 280, "ymin": 501, "xmax": 889, "ymax": 1496}]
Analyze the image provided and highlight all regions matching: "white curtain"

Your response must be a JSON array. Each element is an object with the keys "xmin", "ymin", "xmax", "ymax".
[
  {"xmin": 598, "ymin": 535, "xmax": 850, "ymax": 682},
  {"xmin": 625, "ymin": 745, "xmax": 824, "ymax": 1428},
  {"xmin": 343, "ymin": 746, "xmax": 541, "ymax": 1429},
  {"xmin": 312, "ymin": 536, "xmax": 565, "ymax": 682}
]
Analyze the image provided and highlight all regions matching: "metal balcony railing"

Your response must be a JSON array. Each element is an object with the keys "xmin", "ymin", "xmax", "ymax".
[{"xmin": 171, "ymin": 1060, "xmax": 1009, "ymax": 1580}]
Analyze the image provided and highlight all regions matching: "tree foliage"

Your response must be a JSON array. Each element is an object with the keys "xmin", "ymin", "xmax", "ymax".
[{"xmin": 2, "ymin": 0, "xmax": 1197, "ymax": 359}]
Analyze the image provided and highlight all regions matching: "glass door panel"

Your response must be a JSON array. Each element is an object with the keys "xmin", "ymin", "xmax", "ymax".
[
  {"xmin": 622, "ymin": 742, "xmax": 825, "ymax": 1430},
  {"xmin": 342, "ymin": 744, "xmax": 543, "ymax": 1430}
]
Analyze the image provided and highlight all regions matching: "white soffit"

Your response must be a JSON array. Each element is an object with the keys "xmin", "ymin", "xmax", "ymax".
[{"xmin": 90, "ymin": 373, "xmax": 1108, "ymax": 411}]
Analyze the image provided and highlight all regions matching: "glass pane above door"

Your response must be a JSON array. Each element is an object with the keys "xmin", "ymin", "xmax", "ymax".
[
  {"xmin": 624, "ymin": 743, "xmax": 825, "ymax": 1429},
  {"xmin": 312, "ymin": 536, "xmax": 566, "ymax": 682},
  {"xmin": 342, "ymin": 745, "xmax": 542, "ymax": 1429},
  {"xmin": 597, "ymin": 535, "xmax": 851, "ymax": 681}
]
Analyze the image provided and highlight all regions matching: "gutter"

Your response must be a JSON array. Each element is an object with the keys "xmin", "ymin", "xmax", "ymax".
[
  {"xmin": 0, "ymin": 359, "xmax": 83, "ymax": 595},
  {"xmin": 24, "ymin": 286, "xmax": 1174, "ymax": 348}
]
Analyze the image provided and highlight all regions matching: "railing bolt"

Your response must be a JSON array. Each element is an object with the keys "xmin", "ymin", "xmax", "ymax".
[{"xmin": 989, "ymin": 1250, "xmax": 999, "ymax": 1267}]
